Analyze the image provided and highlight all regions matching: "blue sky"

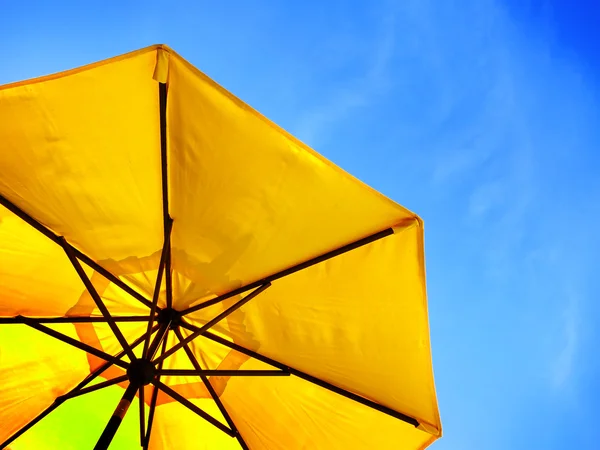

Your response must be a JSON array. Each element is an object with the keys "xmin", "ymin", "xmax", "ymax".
[{"xmin": 2, "ymin": 1, "xmax": 599, "ymax": 448}]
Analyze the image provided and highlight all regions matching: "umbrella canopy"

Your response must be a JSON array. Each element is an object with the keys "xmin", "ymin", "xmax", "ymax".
[{"xmin": 0, "ymin": 45, "xmax": 441, "ymax": 450}]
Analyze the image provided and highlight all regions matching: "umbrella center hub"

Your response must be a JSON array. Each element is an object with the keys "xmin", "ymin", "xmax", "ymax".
[
  {"xmin": 157, "ymin": 307, "xmax": 181, "ymax": 328},
  {"xmin": 127, "ymin": 358, "xmax": 156, "ymax": 386}
]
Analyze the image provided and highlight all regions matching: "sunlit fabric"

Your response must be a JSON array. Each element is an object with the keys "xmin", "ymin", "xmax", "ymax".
[{"xmin": 0, "ymin": 45, "xmax": 441, "ymax": 449}]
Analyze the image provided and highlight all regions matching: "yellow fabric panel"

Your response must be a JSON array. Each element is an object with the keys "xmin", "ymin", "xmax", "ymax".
[
  {"xmin": 221, "ymin": 359, "xmax": 434, "ymax": 450},
  {"xmin": 146, "ymin": 358, "xmax": 432, "ymax": 450},
  {"xmin": 0, "ymin": 206, "xmax": 88, "ymax": 316},
  {"xmin": 149, "ymin": 399, "xmax": 237, "ymax": 450},
  {"xmin": 0, "ymin": 47, "xmax": 163, "ymax": 286},
  {"xmin": 186, "ymin": 316, "xmax": 252, "ymax": 372},
  {"xmin": 0, "ymin": 203, "xmax": 152, "ymax": 317},
  {"xmin": 2, "ymin": 323, "xmax": 150, "ymax": 449},
  {"xmin": 0, "ymin": 325, "xmax": 90, "ymax": 445},
  {"xmin": 165, "ymin": 53, "xmax": 415, "ymax": 310},
  {"xmin": 8, "ymin": 382, "xmax": 141, "ymax": 450},
  {"xmin": 225, "ymin": 221, "xmax": 441, "ymax": 433},
  {"xmin": 152, "ymin": 326, "xmax": 253, "ymax": 401}
]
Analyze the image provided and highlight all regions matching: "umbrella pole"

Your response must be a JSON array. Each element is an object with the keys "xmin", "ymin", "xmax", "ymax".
[{"xmin": 94, "ymin": 382, "xmax": 139, "ymax": 450}]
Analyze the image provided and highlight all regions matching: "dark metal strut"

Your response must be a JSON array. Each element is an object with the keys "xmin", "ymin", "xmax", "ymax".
[
  {"xmin": 180, "ymin": 227, "xmax": 394, "ymax": 315},
  {"xmin": 152, "ymin": 380, "xmax": 235, "ymax": 437},
  {"xmin": 0, "ymin": 193, "xmax": 154, "ymax": 310},
  {"xmin": 20, "ymin": 317, "xmax": 129, "ymax": 370},
  {"xmin": 0, "ymin": 315, "xmax": 150, "ymax": 324},
  {"xmin": 172, "ymin": 327, "xmax": 249, "ymax": 450},
  {"xmin": 196, "ymin": 327, "xmax": 421, "ymax": 428},
  {"xmin": 157, "ymin": 369, "xmax": 290, "ymax": 377},
  {"xmin": 143, "ymin": 216, "xmax": 173, "ymax": 358},
  {"xmin": 0, "ymin": 327, "xmax": 160, "ymax": 449},
  {"xmin": 159, "ymin": 82, "xmax": 174, "ymax": 311},
  {"xmin": 1, "ymin": 178, "xmax": 423, "ymax": 448},
  {"xmin": 61, "ymin": 237, "xmax": 136, "ymax": 361},
  {"xmin": 154, "ymin": 283, "xmax": 271, "ymax": 364}
]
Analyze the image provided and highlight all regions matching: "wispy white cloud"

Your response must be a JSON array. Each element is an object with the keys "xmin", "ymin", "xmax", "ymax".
[
  {"xmin": 383, "ymin": 0, "xmax": 596, "ymax": 407},
  {"xmin": 293, "ymin": 6, "xmax": 396, "ymax": 145},
  {"xmin": 552, "ymin": 289, "xmax": 580, "ymax": 389}
]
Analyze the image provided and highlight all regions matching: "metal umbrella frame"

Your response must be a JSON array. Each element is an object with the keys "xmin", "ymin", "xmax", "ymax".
[{"xmin": 0, "ymin": 83, "xmax": 421, "ymax": 450}]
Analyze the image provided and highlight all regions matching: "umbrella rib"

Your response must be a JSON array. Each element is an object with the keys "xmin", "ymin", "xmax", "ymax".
[
  {"xmin": 157, "ymin": 369, "xmax": 290, "ymax": 377},
  {"xmin": 172, "ymin": 328, "xmax": 249, "ymax": 450},
  {"xmin": 0, "ymin": 396, "xmax": 61, "ymax": 450},
  {"xmin": 143, "ymin": 217, "xmax": 172, "ymax": 358},
  {"xmin": 0, "ymin": 361, "xmax": 117, "ymax": 449},
  {"xmin": 144, "ymin": 329, "xmax": 169, "ymax": 449},
  {"xmin": 180, "ymin": 227, "xmax": 394, "ymax": 316},
  {"xmin": 20, "ymin": 317, "xmax": 129, "ymax": 370},
  {"xmin": 0, "ymin": 193, "xmax": 154, "ymax": 310},
  {"xmin": 158, "ymin": 82, "xmax": 174, "ymax": 310},
  {"xmin": 0, "ymin": 315, "xmax": 150, "ymax": 324},
  {"xmin": 199, "ymin": 328, "xmax": 422, "ymax": 429},
  {"xmin": 61, "ymin": 238, "xmax": 136, "ymax": 361},
  {"xmin": 147, "ymin": 323, "xmax": 170, "ymax": 360},
  {"xmin": 58, "ymin": 374, "xmax": 129, "ymax": 401},
  {"xmin": 152, "ymin": 380, "xmax": 236, "ymax": 437},
  {"xmin": 154, "ymin": 283, "xmax": 271, "ymax": 365},
  {"xmin": 0, "ymin": 326, "xmax": 159, "ymax": 449}
]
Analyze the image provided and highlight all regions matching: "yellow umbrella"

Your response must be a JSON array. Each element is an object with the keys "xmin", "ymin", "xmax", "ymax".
[{"xmin": 0, "ymin": 45, "xmax": 441, "ymax": 450}]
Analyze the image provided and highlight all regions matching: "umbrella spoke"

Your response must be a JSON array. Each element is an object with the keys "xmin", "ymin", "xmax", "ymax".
[
  {"xmin": 61, "ymin": 238, "xmax": 136, "ymax": 361},
  {"xmin": 152, "ymin": 380, "xmax": 236, "ymax": 438},
  {"xmin": 0, "ymin": 399, "xmax": 57, "ymax": 449},
  {"xmin": 76, "ymin": 324, "xmax": 161, "ymax": 393},
  {"xmin": 158, "ymin": 82, "xmax": 174, "ymax": 311},
  {"xmin": 0, "ymin": 363, "xmax": 112, "ymax": 449},
  {"xmin": 200, "ymin": 329, "xmax": 422, "ymax": 428},
  {"xmin": 180, "ymin": 227, "xmax": 394, "ymax": 316},
  {"xmin": 20, "ymin": 317, "xmax": 129, "ymax": 370},
  {"xmin": 0, "ymin": 193, "xmax": 154, "ymax": 310},
  {"xmin": 147, "ymin": 323, "xmax": 170, "ymax": 360},
  {"xmin": 58, "ymin": 375, "xmax": 129, "ymax": 401},
  {"xmin": 157, "ymin": 369, "xmax": 289, "ymax": 377},
  {"xmin": 143, "ymin": 217, "xmax": 173, "ymax": 358},
  {"xmin": 144, "ymin": 329, "xmax": 169, "ymax": 449},
  {"xmin": 172, "ymin": 327, "xmax": 249, "ymax": 450},
  {"xmin": 0, "ymin": 315, "xmax": 150, "ymax": 324},
  {"xmin": 0, "ymin": 326, "xmax": 158, "ymax": 449},
  {"xmin": 154, "ymin": 283, "xmax": 271, "ymax": 365},
  {"xmin": 94, "ymin": 382, "xmax": 139, "ymax": 450}
]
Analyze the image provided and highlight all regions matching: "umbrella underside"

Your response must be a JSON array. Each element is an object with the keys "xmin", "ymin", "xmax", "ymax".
[{"xmin": 0, "ymin": 45, "xmax": 441, "ymax": 449}]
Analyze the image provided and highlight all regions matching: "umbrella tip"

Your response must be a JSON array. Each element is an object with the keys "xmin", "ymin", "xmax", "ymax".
[{"xmin": 391, "ymin": 216, "xmax": 421, "ymax": 234}]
